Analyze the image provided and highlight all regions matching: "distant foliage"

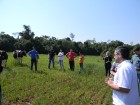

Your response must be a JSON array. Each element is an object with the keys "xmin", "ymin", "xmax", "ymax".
[{"xmin": 0, "ymin": 26, "xmax": 139, "ymax": 55}]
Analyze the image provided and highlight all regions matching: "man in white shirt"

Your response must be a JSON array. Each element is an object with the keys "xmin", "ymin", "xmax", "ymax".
[
  {"xmin": 105, "ymin": 46, "xmax": 139, "ymax": 105},
  {"xmin": 58, "ymin": 49, "xmax": 64, "ymax": 69}
]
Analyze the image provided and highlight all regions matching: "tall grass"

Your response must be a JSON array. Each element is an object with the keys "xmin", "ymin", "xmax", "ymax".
[{"xmin": 0, "ymin": 53, "xmax": 112, "ymax": 105}]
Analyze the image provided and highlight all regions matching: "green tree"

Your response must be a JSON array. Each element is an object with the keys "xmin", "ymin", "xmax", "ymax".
[
  {"xmin": 70, "ymin": 33, "xmax": 75, "ymax": 41},
  {"xmin": 19, "ymin": 25, "xmax": 35, "ymax": 40},
  {"xmin": 0, "ymin": 33, "xmax": 16, "ymax": 51}
]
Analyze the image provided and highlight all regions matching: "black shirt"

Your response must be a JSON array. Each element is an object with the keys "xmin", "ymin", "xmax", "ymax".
[{"xmin": 49, "ymin": 50, "xmax": 55, "ymax": 59}]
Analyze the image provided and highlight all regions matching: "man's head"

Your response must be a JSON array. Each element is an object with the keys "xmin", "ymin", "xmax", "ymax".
[
  {"xmin": 105, "ymin": 51, "xmax": 110, "ymax": 56},
  {"xmin": 70, "ymin": 49, "xmax": 73, "ymax": 52},
  {"xmin": 32, "ymin": 46, "xmax": 35, "ymax": 50},
  {"xmin": 114, "ymin": 46, "xmax": 129, "ymax": 63},
  {"xmin": 133, "ymin": 47, "xmax": 140, "ymax": 56}
]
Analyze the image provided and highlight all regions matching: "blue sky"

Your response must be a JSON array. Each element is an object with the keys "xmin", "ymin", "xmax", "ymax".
[{"xmin": 0, "ymin": 0, "xmax": 140, "ymax": 44}]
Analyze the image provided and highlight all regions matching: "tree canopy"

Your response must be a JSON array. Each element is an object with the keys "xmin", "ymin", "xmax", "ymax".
[{"xmin": 0, "ymin": 25, "xmax": 139, "ymax": 56}]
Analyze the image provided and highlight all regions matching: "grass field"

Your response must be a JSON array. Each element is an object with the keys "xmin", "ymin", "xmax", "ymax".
[{"xmin": 0, "ymin": 53, "xmax": 112, "ymax": 105}]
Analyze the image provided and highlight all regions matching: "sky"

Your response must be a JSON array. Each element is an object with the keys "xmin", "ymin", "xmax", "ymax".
[{"xmin": 0, "ymin": 0, "xmax": 140, "ymax": 45}]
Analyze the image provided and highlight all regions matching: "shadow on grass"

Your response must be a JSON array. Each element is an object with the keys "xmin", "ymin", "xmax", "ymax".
[
  {"xmin": 4, "ymin": 67, "xmax": 11, "ymax": 71},
  {"xmin": 18, "ymin": 64, "xmax": 30, "ymax": 68},
  {"xmin": 35, "ymin": 70, "xmax": 48, "ymax": 75}
]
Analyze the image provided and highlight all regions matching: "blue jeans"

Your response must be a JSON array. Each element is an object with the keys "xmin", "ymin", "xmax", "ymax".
[
  {"xmin": 59, "ymin": 60, "xmax": 64, "ymax": 69},
  {"xmin": 48, "ymin": 58, "xmax": 54, "ymax": 69}
]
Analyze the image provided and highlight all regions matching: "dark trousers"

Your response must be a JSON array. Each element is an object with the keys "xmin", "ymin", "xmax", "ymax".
[
  {"xmin": 48, "ymin": 58, "xmax": 54, "ymax": 69},
  {"xmin": 31, "ymin": 59, "xmax": 37, "ymax": 71},
  {"xmin": 79, "ymin": 63, "xmax": 83, "ymax": 71},
  {"xmin": 69, "ymin": 61, "xmax": 74, "ymax": 71},
  {"xmin": 105, "ymin": 63, "xmax": 111, "ymax": 76}
]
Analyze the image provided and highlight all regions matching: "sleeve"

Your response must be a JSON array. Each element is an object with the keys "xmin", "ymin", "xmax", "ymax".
[
  {"xmin": 117, "ymin": 67, "xmax": 132, "ymax": 89},
  {"xmin": 66, "ymin": 52, "xmax": 68, "ymax": 57},
  {"xmin": 36, "ymin": 51, "xmax": 39, "ymax": 55},
  {"xmin": 62, "ymin": 52, "xmax": 64, "ymax": 56},
  {"xmin": 58, "ymin": 52, "xmax": 61, "ymax": 57},
  {"xmin": 28, "ymin": 51, "xmax": 31, "ymax": 55}
]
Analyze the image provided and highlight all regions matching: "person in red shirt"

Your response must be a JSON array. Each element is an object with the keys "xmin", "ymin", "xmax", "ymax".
[{"xmin": 66, "ymin": 49, "xmax": 77, "ymax": 71}]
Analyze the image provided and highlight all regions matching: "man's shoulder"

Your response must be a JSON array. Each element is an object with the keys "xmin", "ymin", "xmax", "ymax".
[
  {"xmin": 28, "ymin": 50, "xmax": 31, "ymax": 53},
  {"xmin": 72, "ymin": 52, "xmax": 77, "ymax": 54},
  {"xmin": 132, "ymin": 54, "xmax": 138, "ymax": 57},
  {"xmin": 132, "ymin": 54, "xmax": 139, "ymax": 60}
]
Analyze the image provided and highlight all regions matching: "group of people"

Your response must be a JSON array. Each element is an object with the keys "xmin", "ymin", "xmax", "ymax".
[
  {"xmin": 48, "ymin": 49, "xmax": 84, "ymax": 72},
  {"xmin": 29, "ymin": 46, "xmax": 140, "ymax": 104},
  {"xmin": 0, "ymin": 47, "xmax": 85, "ymax": 104},
  {"xmin": 11, "ymin": 46, "xmax": 140, "ymax": 104},
  {"xmin": 28, "ymin": 47, "xmax": 85, "ymax": 72},
  {"xmin": 1, "ymin": 46, "xmax": 140, "ymax": 104},
  {"xmin": 105, "ymin": 46, "xmax": 140, "ymax": 105}
]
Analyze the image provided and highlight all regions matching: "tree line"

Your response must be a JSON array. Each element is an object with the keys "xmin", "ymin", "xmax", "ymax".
[{"xmin": 0, "ymin": 25, "xmax": 140, "ymax": 56}]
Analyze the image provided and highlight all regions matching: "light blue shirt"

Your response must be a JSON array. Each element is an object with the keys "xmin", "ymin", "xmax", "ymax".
[{"xmin": 131, "ymin": 54, "xmax": 140, "ymax": 73}]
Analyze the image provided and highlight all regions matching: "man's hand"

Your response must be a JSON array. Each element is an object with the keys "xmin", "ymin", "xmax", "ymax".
[{"xmin": 105, "ymin": 77, "xmax": 114, "ymax": 85}]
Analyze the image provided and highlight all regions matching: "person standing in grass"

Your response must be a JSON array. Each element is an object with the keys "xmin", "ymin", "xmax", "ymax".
[
  {"xmin": 66, "ymin": 49, "xmax": 77, "ymax": 71},
  {"xmin": 0, "ymin": 53, "xmax": 3, "ymax": 105},
  {"xmin": 103, "ymin": 51, "xmax": 112, "ymax": 76},
  {"xmin": 131, "ymin": 46, "xmax": 140, "ymax": 95},
  {"xmin": 48, "ymin": 49, "xmax": 55, "ymax": 69},
  {"xmin": 58, "ymin": 49, "xmax": 64, "ymax": 70},
  {"xmin": 28, "ymin": 47, "xmax": 39, "ymax": 71},
  {"xmin": 105, "ymin": 46, "xmax": 139, "ymax": 105},
  {"xmin": 78, "ymin": 52, "xmax": 84, "ymax": 73}
]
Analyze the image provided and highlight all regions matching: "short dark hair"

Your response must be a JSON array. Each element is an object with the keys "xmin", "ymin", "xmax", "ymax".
[
  {"xmin": 32, "ymin": 46, "xmax": 35, "ymax": 49},
  {"xmin": 115, "ymin": 46, "xmax": 129, "ymax": 59},
  {"xmin": 133, "ymin": 46, "xmax": 140, "ymax": 52}
]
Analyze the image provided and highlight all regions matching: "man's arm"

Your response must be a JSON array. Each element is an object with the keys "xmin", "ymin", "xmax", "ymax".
[
  {"xmin": 58, "ymin": 53, "xmax": 63, "ymax": 57},
  {"xmin": 65, "ymin": 52, "xmax": 69, "ymax": 57},
  {"xmin": 28, "ymin": 51, "xmax": 31, "ymax": 56},
  {"xmin": 105, "ymin": 78, "xmax": 130, "ymax": 93}
]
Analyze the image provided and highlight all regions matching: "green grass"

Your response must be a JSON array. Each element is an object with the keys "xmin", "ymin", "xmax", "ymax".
[{"xmin": 0, "ymin": 53, "xmax": 112, "ymax": 105}]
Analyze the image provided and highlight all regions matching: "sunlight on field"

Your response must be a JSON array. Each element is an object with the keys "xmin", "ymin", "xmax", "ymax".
[{"xmin": 1, "ymin": 53, "xmax": 113, "ymax": 105}]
